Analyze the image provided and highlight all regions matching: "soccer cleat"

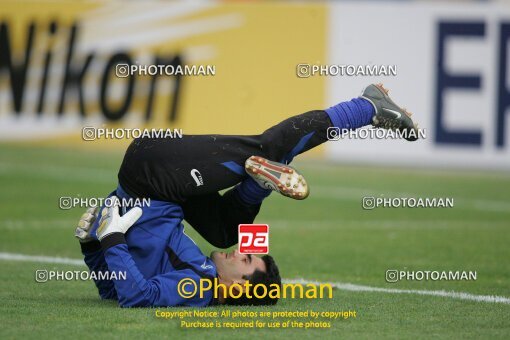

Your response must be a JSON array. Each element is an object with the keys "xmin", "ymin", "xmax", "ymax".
[
  {"xmin": 244, "ymin": 156, "xmax": 309, "ymax": 200},
  {"xmin": 360, "ymin": 83, "xmax": 419, "ymax": 141}
]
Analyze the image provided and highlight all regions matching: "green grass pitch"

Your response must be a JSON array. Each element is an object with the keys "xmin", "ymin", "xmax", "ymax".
[{"xmin": 0, "ymin": 144, "xmax": 509, "ymax": 339}]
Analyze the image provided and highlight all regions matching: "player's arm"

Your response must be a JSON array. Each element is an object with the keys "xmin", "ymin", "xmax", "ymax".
[
  {"xmin": 102, "ymin": 242, "xmax": 211, "ymax": 307},
  {"xmin": 75, "ymin": 207, "xmax": 117, "ymax": 300},
  {"xmin": 96, "ymin": 198, "xmax": 211, "ymax": 307}
]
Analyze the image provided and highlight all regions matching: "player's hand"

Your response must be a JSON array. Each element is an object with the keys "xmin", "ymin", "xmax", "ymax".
[
  {"xmin": 75, "ymin": 206, "xmax": 99, "ymax": 243},
  {"xmin": 96, "ymin": 196, "xmax": 142, "ymax": 241}
]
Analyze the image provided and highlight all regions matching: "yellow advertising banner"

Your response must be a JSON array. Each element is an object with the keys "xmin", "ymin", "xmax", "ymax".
[{"xmin": 0, "ymin": 1, "xmax": 326, "ymax": 150}]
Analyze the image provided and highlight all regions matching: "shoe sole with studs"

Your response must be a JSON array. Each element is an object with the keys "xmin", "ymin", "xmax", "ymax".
[{"xmin": 245, "ymin": 156, "xmax": 309, "ymax": 200}]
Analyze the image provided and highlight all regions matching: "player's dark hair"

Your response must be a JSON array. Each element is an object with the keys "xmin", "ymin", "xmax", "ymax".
[{"xmin": 225, "ymin": 255, "xmax": 281, "ymax": 306}]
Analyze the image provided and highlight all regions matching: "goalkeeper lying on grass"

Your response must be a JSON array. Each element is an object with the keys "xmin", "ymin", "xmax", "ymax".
[{"xmin": 74, "ymin": 84, "xmax": 418, "ymax": 307}]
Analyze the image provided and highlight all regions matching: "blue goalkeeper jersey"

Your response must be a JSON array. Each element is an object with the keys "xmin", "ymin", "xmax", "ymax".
[{"xmin": 84, "ymin": 185, "xmax": 218, "ymax": 307}]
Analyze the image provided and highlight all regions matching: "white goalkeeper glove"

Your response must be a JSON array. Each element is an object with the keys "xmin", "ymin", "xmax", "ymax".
[
  {"xmin": 75, "ymin": 206, "xmax": 99, "ymax": 243},
  {"xmin": 96, "ymin": 196, "xmax": 143, "ymax": 241}
]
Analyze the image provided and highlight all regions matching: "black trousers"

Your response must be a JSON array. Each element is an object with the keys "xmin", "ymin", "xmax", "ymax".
[{"xmin": 118, "ymin": 110, "xmax": 332, "ymax": 248}]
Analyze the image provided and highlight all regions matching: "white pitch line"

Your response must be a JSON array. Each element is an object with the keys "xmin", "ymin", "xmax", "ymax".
[
  {"xmin": 0, "ymin": 252, "xmax": 85, "ymax": 266},
  {"xmin": 284, "ymin": 278, "xmax": 510, "ymax": 305},
  {"xmin": 1, "ymin": 252, "xmax": 509, "ymax": 305}
]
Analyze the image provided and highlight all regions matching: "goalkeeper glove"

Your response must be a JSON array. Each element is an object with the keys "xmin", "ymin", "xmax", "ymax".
[
  {"xmin": 96, "ymin": 196, "xmax": 142, "ymax": 241},
  {"xmin": 75, "ymin": 206, "xmax": 99, "ymax": 243}
]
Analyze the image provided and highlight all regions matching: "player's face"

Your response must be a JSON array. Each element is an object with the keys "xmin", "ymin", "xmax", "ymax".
[{"xmin": 210, "ymin": 249, "xmax": 266, "ymax": 284}]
